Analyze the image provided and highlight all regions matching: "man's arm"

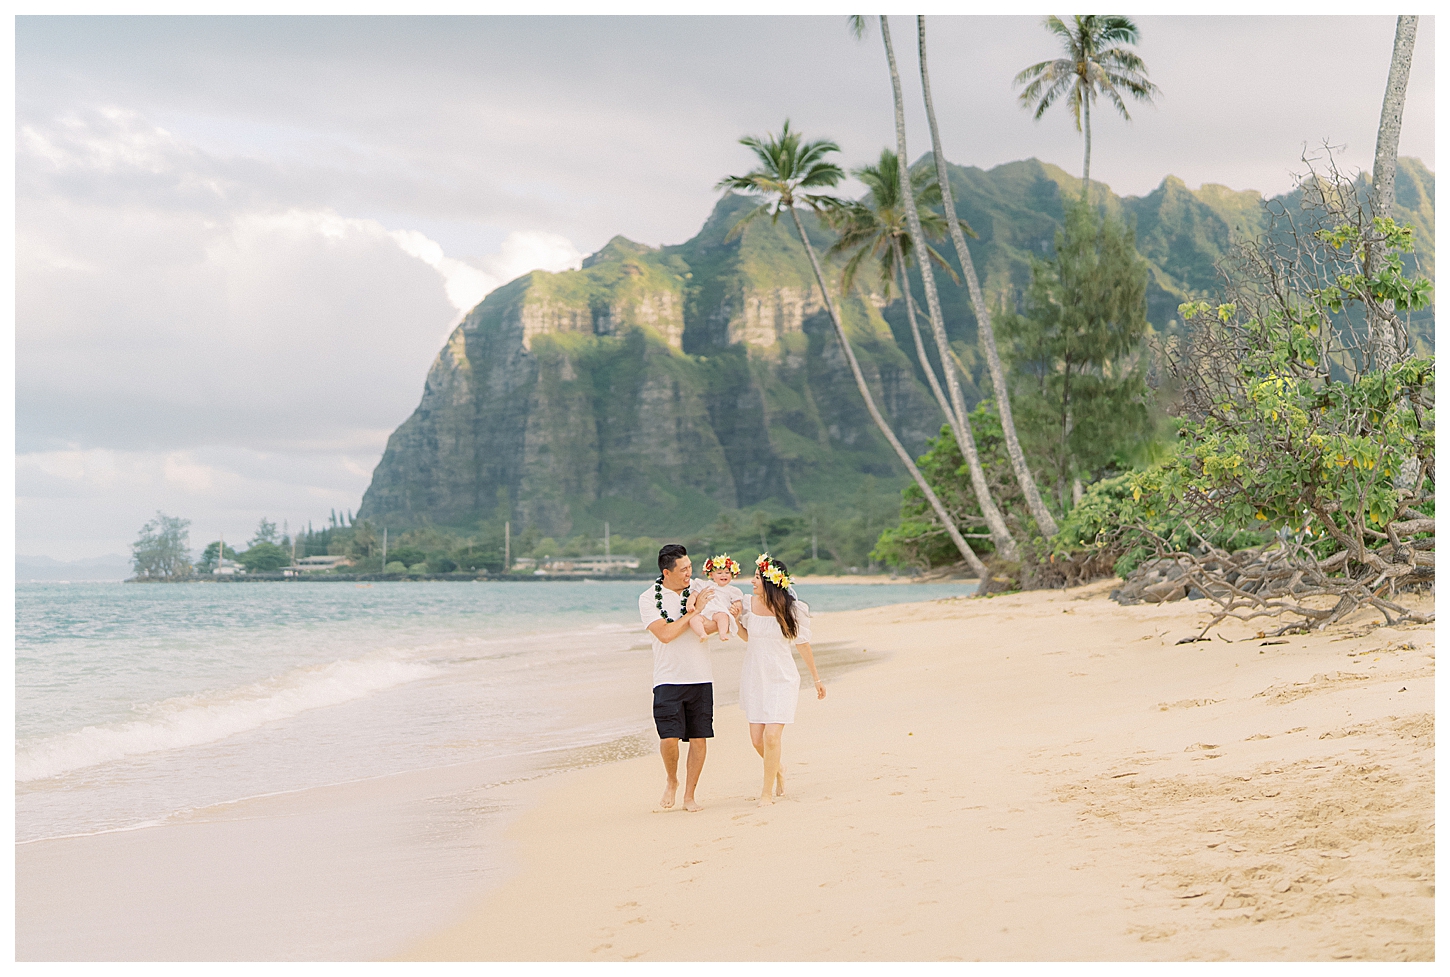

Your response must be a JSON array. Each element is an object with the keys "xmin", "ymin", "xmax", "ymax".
[
  {"xmin": 646, "ymin": 583, "xmax": 717, "ymax": 643},
  {"xmin": 647, "ymin": 603, "xmax": 704, "ymax": 644}
]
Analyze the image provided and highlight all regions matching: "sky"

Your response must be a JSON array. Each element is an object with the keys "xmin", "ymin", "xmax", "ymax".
[{"xmin": 13, "ymin": 14, "xmax": 1437, "ymax": 560}]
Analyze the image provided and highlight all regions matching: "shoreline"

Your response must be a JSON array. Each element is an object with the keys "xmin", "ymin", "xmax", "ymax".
[{"xmin": 403, "ymin": 582, "xmax": 1434, "ymax": 961}]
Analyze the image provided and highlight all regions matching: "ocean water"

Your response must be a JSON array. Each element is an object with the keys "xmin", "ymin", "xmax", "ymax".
[
  {"xmin": 16, "ymin": 579, "xmax": 976, "ymax": 842},
  {"xmin": 15, "ymin": 578, "xmax": 975, "ymax": 958}
]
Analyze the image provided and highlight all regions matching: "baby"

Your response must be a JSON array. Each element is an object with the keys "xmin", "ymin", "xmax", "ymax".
[{"xmin": 690, "ymin": 555, "xmax": 745, "ymax": 642}]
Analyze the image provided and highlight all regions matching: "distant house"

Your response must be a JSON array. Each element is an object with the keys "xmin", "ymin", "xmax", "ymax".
[
  {"xmin": 281, "ymin": 555, "xmax": 352, "ymax": 576},
  {"xmin": 213, "ymin": 558, "xmax": 246, "ymax": 576},
  {"xmin": 535, "ymin": 555, "xmax": 641, "ymax": 576}
]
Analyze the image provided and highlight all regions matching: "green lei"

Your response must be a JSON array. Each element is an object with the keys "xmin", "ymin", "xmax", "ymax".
[{"xmin": 655, "ymin": 577, "xmax": 690, "ymax": 621}]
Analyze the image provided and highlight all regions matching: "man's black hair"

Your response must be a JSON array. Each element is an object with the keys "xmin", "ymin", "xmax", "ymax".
[{"xmin": 658, "ymin": 543, "xmax": 689, "ymax": 575}]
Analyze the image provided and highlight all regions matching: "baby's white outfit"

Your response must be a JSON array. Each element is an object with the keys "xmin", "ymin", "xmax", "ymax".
[{"xmin": 698, "ymin": 583, "xmax": 745, "ymax": 634}]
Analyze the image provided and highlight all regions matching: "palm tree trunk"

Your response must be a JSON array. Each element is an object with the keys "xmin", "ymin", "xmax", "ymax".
[
  {"xmin": 916, "ymin": 15, "xmax": 1060, "ymax": 539},
  {"xmin": 891, "ymin": 237, "xmax": 961, "ymax": 444},
  {"xmin": 1368, "ymin": 15, "xmax": 1418, "ymax": 370},
  {"xmin": 880, "ymin": 16, "xmax": 1019, "ymax": 561},
  {"xmin": 1081, "ymin": 92, "xmax": 1092, "ymax": 195},
  {"xmin": 788, "ymin": 207, "xmax": 989, "ymax": 578}
]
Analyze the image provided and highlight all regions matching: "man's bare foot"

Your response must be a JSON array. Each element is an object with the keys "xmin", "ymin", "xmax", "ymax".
[
  {"xmin": 682, "ymin": 797, "xmax": 703, "ymax": 812},
  {"xmin": 661, "ymin": 780, "xmax": 678, "ymax": 809}
]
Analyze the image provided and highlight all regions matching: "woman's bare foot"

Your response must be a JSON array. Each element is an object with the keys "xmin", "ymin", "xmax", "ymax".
[
  {"xmin": 661, "ymin": 780, "xmax": 678, "ymax": 809},
  {"xmin": 683, "ymin": 797, "xmax": 703, "ymax": 812},
  {"xmin": 757, "ymin": 795, "xmax": 775, "ymax": 807},
  {"xmin": 775, "ymin": 772, "xmax": 785, "ymax": 796}
]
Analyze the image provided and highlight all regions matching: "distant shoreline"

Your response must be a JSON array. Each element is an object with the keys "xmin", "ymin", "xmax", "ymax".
[{"xmin": 111, "ymin": 572, "xmax": 978, "ymax": 586}]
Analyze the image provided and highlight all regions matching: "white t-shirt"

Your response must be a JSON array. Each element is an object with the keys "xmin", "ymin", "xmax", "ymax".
[{"xmin": 638, "ymin": 578, "xmax": 714, "ymax": 688}]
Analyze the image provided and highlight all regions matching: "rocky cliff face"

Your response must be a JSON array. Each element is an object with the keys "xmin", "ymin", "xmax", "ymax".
[
  {"xmin": 360, "ymin": 193, "xmax": 937, "ymax": 538},
  {"xmin": 361, "ymin": 157, "xmax": 1434, "ymax": 538}
]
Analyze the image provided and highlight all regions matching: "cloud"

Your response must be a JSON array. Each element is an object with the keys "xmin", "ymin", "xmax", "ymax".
[
  {"xmin": 16, "ymin": 445, "xmax": 376, "ymax": 561},
  {"xmin": 390, "ymin": 228, "xmax": 581, "ymax": 315},
  {"xmin": 15, "ymin": 105, "xmax": 588, "ymax": 557}
]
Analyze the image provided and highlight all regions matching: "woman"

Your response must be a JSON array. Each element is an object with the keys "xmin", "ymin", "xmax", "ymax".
[{"xmin": 734, "ymin": 554, "xmax": 825, "ymax": 807}]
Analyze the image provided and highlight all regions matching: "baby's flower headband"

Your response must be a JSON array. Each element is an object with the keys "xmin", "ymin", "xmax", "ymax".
[{"xmin": 703, "ymin": 554, "xmax": 741, "ymax": 576}]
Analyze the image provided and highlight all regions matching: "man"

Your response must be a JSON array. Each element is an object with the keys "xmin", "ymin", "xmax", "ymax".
[{"xmin": 639, "ymin": 544, "xmax": 735, "ymax": 812}]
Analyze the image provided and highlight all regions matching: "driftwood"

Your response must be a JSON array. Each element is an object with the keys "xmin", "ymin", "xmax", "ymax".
[{"xmin": 1112, "ymin": 527, "xmax": 1433, "ymax": 637}]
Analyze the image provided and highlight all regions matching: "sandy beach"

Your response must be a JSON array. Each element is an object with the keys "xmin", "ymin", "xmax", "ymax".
[{"xmin": 403, "ymin": 581, "xmax": 1434, "ymax": 962}]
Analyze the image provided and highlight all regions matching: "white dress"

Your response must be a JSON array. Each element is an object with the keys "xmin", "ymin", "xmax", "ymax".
[{"xmin": 739, "ymin": 599, "xmax": 812, "ymax": 724}]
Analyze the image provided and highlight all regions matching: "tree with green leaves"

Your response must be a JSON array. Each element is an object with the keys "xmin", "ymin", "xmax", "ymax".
[
  {"xmin": 716, "ymin": 121, "xmax": 989, "ymax": 577},
  {"xmin": 1126, "ymin": 155, "xmax": 1434, "ymax": 633},
  {"xmin": 250, "ymin": 518, "xmax": 279, "ymax": 547},
  {"xmin": 196, "ymin": 540, "xmax": 241, "ymax": 574},
  {"xmin": 1014, "ymin": 15, "xmax": 1159, "ymax": 194},
  {"xmin": 131, "ymin": 511, "xmax": 193, "ymax": 580},
  {"xmin": 240, "ymin": 541, "xmax": 289, "ymax": 573},
  {"xmin": 997, "ymin": 196, "xmax": 1154, "ymax": 510}
]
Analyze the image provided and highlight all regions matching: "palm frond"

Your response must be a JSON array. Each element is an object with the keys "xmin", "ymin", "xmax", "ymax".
[
  {"xmin": 923, "ymin": 242, "xmax": 961, "ymax": 284},
  {"xmin": 839, "ymin": 246, "xmax": 870, "ymax": 295},
  {"xmin": 1043, "ymin": 15, "xmax": 1072, "ymax": 42},
  {"xmin": 723, "ymin": 202, "xmax": 772, "ymax": 243}
]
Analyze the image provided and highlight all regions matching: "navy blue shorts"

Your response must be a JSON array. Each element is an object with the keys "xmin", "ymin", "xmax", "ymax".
[{"xmin": 652, "ymin": 682, "xmax": 714, "ymax": 741}]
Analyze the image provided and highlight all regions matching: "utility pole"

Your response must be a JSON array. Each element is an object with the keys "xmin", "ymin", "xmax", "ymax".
[
  {"xmin": 604, "ymin": 521, "xmax": 610, "ymax": 558},
  {"xmin": 504, "ymin": 521, "xmax": 511, "ymax": 572}
]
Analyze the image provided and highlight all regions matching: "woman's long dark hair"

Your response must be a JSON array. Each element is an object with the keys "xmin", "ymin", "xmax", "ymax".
[{"xmin": 759, "ymin": 558, "xmax": 799, "ymax": 640}]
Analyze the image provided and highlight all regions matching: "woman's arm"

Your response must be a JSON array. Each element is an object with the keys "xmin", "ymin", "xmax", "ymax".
[{"xmin": 796, "ymin": 642, "xmax": 825, "ymax": 699}]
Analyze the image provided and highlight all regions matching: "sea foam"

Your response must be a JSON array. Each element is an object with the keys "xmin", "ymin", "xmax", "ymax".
[{"xmin": 15, "ymin": 654, "xmax": 438, "ymax": 782}]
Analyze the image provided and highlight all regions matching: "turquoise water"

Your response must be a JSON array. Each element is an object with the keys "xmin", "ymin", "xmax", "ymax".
[{"xmin": 15, "ymin": 579, "xmax": 976, "ymax": 841}]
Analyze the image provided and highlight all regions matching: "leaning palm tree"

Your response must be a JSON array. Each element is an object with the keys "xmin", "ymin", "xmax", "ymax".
[
  {"xmin": 1367, "ymin": 14, "xmax": 1419, "ymax": 368},
  {"xmin": 824, "ymin": 148, "xmax": 964, "ymax": 445},
  {"xmin": 1014, "ymin": 15, "xmax": 1159, "ymax": 195},
  {"xmin": 914, "ymin": 14, "xmax": 1061, "ymax": 538},
  {"xmin": 862, "ymin": 15, "xmax": 1020, "ymax": 560},
  {"xmin": 716, "ymin": 122, "xmax": 989, "ymax": 577}
]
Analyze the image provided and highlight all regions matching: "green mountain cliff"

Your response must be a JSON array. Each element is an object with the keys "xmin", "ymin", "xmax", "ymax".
[{"xmin": 359, "ymin": 157, "xmax": 1434, "ymax": 539}]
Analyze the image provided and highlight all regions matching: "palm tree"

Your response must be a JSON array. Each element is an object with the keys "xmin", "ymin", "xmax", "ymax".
[
  {"xmin": 716, "ymin": 122, "xmax": 989, "ymax": 578},
  {"xmin": 915, "ymin": 14, "xmax": 1061, "ymax": 538},
  {"xmin": 824, "ymin": 149, "xmax": 964, "ymax": 444},
  {"xmin": 1368, "ymin": 15, "xmax": 1419, "ymax": 368},
  {"xmin": 866, "ymin": 15, "xmax": 1020, "ymax": 560},
  {"xmin": 1014, "ymin": 15, "xmax": 1159, "ymax": 195}
]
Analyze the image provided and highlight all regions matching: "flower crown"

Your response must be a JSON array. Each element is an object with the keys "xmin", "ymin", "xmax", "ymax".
[
  {"xmin": 755, "ymin": 552, "xmax": 791, "ymax": 589},
  {"xmin": 703, "ymin": 554, "xmax": 741, "ymax": 577}
]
